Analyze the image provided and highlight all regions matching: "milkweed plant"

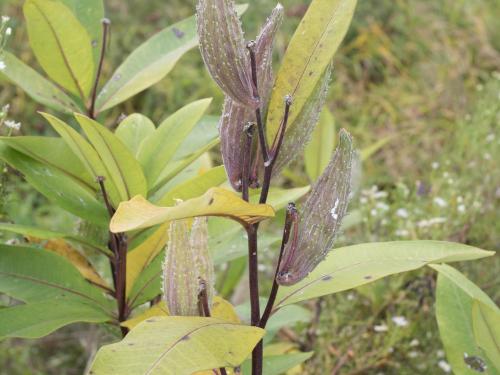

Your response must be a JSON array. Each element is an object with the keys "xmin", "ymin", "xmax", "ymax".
[{"xmin": 0, "ymin": 1, "xmax": 498, "ymax": 374}]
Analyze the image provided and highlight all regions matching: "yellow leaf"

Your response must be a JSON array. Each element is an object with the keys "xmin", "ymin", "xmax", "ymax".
[
  {"xmin": 121, "ymin": 296, "xmax": 239, "ymax": 330},
  {"xmin": 126, "ymin": 223, "xmax": 169, "ymax": 296},
  {"xmin": 110, "ymin": 187, "xmax": 274, "ymax": 233},
  {"xmin": 29, "ymin": 237, "xmax": 109, "ymax": 290}
]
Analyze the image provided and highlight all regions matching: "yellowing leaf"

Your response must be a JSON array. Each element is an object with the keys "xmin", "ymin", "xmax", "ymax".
[
  {"xmin": 121, "ymin": 296, "xmax": 239, "ymax": 330},
  {"xmin": 24, "ymin": 0, "xmax": 94, "ymax": 99},
  {"xmin": 90, "ymin": 317, "xmax": 264, "ymax": 375},
  {"xmin": 28, "ymin": 237, "xmax": 109, "ymax": 290},
  {"xmin": 266, "ymin": 0, "xmax": 357, "ymax": 142},
  {"xmin": 110, "ymin": 187, "xmax": 274, "ymax": 233},
  {"xmin": 126, "ymin": 223, "xmax": 169, "ymax": 296}
]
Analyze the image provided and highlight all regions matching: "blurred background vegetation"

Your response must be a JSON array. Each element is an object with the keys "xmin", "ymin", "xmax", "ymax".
[{"xmin": 0, "ymin": 0, "xmax": 499, "ymax": 374}]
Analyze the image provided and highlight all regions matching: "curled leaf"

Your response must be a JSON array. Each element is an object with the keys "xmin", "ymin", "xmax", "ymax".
[
  {"xmin": 110, "ymin": 187, "xmax": 275, "ymax": 232},
  {"xmin": 162, "ymin": 217, "xmax": 214, "ymax": 316},
  {"xmin": 196, "ymin": 0, "xmax": 257, "ymax": 108},
  {"xmin": 277, "ymin": 129, "xmax": 354, "ymax": 285}
]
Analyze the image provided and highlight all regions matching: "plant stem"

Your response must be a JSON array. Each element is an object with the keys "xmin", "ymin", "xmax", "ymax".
[
  {"xmin": 241, "ymin": 123, "xmax": 255, "ymax": 202},
  {"xmin": 88, "ymin": 18, "xmax": 110, "ymax": 119}
]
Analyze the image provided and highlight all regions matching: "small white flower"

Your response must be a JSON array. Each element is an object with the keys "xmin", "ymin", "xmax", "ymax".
[
  {"xmin": 395, "ymin": 229, "xmax": 409, "ymax": 237},
  {"xmin": 374, "ymin": 324, "xmax": 388, "ymax": 332},
  {"xmin": 436, "ymin": 350, "xmax": 445, "ymax": 358},
  {"xmin": 0, "ymin": 60, "xmax": 5, "ymax": 71},
  {"xmin": 392, "ymin": 316, "xmax": 408, "ymax": 327},
  {"xmin": 5, "ymin": 27, "xmax": 12, "ymax": 36},
  {"xmin": 1, "ymin": 16, "xmax": 10, "ymax": 24},
  {"xmin": 486, "ymin": 133, "xmax": 495, "ymax": 143},
  {"xmin": 4, "ymin": 120, "xmax": 21, "ymax": 130},
  {"xmin": 432, "ymin": 162, "xmax": 439, "ymax": 169},
  {"xmin": 438, "ymin": 360, "xmax": 452, "ymax": 373},
  {"xmin": 434, "ymin": 197, "xmax": 448, "ymax": 208},
  {"xmin": 396, "ymin": 208, "xmax": 409, "ymax": 218},
  {"xmin": 370, "ymin": 208, "xmax": 377, "ymax": 217},
  {"xmin": 408, "ymin": 351, "xmax": 419, "ymax": 358},
  {"xmin": 376, "ymin": 202, "xmax": 390, "ymax": 211},
  {"xmin": 457, "ymin": 204, "xmax": 466, "ymax": 214},
  {"xmin": 410, "ymin": 339, "xmax": 420, "ymax": 347}
]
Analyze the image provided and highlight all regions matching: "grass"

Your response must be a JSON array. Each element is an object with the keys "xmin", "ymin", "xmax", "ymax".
[{"xmin": 0, "ymin": 0, "xmax": 499, "ymax": 374}]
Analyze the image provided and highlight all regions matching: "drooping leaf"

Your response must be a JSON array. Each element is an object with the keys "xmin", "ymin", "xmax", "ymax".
[
  {"xmin": 59, "ymin": 0, "xmax": 105, "ymax": 65},
  {"xmin": 275, "ymin": 241, "xmax": 494, "ymax": 308},
  {"xmin": 0, "ymin": 300, "xmax": 109, "ymax": 341},
  {"xmin": 0, "ymin": 135, "xmax": 94, "ymax": 188},
  {"xmin": 0, "ymin": 51, "xmax": 81, "ymax": 113},
  {"xmin": 304, "ymin": 108, "xmax": 336, "ymax": 182},
  {"xmin": 115, "ymin": 114, "xmax": 156, "ymax": 156},
  {"xmin": 0, "ymin": 144, "xmax": 107, "ymax": 226},
  {"xmin": 24, "ymin": 0, "xmax": 94, "ymax": 99},
  {"xmin": 266, "ymin": 0, "xmax": 357, "ymax": 142},
  {"xmin": 41, "ymin": 113, "xmax": 123, "ymax": 205},
  {"xmin": 137, "ymin": 99, "xmax": 212, "ymax": 190},
  {"xmin": 28, "ymin": 237, "xmax": 109, "ymax": 290},
  {"xmin": 76, "ymin": 114, "xmax": 148, "ymax": 203},
  {"xmin": 110, "ymin": 187, "xmax": 274, "ymax": 233},
  {"xmin": 0, "ymin": 244, "xmax": 112, "ymax": 312},
  {"xmin": 432, "ymin": 264, "xmax": 499, "ymax": 375},
  {"xmin": 89, "ymin": 316, "xmax": 265, "ymax": 375},
  {"xmin": 472, "ymin": 300, "xmax": 500, "ymax": 372}
]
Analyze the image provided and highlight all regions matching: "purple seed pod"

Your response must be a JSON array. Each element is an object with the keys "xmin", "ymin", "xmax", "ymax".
[
  {"xmin": 196, "ymin": 0, "xmax": 258, "ymax": 109},
  {"xmin": 277, "ymin": 129, "xmax": 354, "ymax": 286},
  {"xmin": 218, "ymin": 4, "xmax": 284, "ymax": 191},
  {"xmin": 271, "ymin": 64, "xmax": 332, "ymax": 177},
  {"xmin": 162, "ymin": 217, "xmax": 214, "ymax": 316}
]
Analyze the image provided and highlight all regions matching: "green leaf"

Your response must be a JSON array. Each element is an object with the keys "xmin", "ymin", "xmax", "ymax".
[
  {"xmin": 115, "ymin": 114, "xmax": 156, "ymax": 156},
  {"xmin": 0, "ymin": 223, "xmax": 109, "ymax": 255},
  {"xmin": 266, "ymin": 0, "xmax": 357, "ymax": 142},
  {"xmin": 241, "ymin": 352, "xmax": 313, "ymax": 375},
  {"xmin": 0, "ymin": 244, "xmax": 112, "ymax": 312},
  {"xmin": 59, "ymin": 0, "xmax": 105, "ymax": 65},
  {"xmin": 0, "ymin": 51, "xmax": 81, "ymax": 113},
  {"xmin": 249, "ymin": 186, "xmax": 311, "ymax": 211},
  {"xmin": 0, "ymin": 300, "xmax": 109, "ymax": 341},
  {"xmin": 472, "ymin": 300, "xmax": 500, "ymax": 371},
  {"xmin": 24, "ymin": 0, "xmax": 94, "ymax": 99},
  {"xmin": 95, "ymin": 16, "xmax": 198, "ymax": 112},
  {"xmin": 137, "ymin": 99, "xmax": 212, "ymax": 190},
  {"xmin": 432, "ymin": 264, "xmax": 499, "ymax": 375},
  {"xmin": 76, "ymin": 114, "xmax": 148, "ymax": 203},
  {"xmin": 0, "ymin": 135, "xmax": 94, "ymax": 188},
  {"xmin": 0, "ymin": 144, "xmax": 107, "ymax": 226},
  {"xmin": 89, "ymin": 316, "xmax": 264, "ymax": 375},
  {"xmin": 127, "ymin": 251, "xmax": 163, "ymax": 308},
  {"xmin": 41, "ymin": 113, "xmax": 123, "ymax": 206},
  {"xmin": 275, "ymin": 241, "xmax": 494, "ymax": 308},
  {"xmin": 172, "ymin": 115, "xmax": 219, "ymax": 161},
  {"xmin": 304, "ymin": 108, "xmax": 336, "ymax": 182}
]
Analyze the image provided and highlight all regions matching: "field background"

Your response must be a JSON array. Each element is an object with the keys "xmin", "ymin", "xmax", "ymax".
[{"xmin": 0, "ymin": 0, "xmax": 499, "ymax": 374}]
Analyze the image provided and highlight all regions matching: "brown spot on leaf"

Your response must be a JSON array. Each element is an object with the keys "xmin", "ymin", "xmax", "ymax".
[{"xmin": 172, "ymin": 27, "xmax": 185, "ymax": 38}]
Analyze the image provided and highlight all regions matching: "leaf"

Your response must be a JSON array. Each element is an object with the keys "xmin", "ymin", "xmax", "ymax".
[
  {"xmin": 41, "ymin": 113, "xmax": 123, "ymax": 205},
  {"xmin": 89, "ymin": 316, "xmax": 265, "ymax": 375},
  {"xmin": 127, "ymin": 251, "xmax": 164, "ymax": 308},
  {"xmin": 29, "ymin": 237, "xmax": 109, "ymax": 290},
  {"xmin": 122, "ymin": 296, "xmax": 239, "ymax": 330},
  {"xmin": 110, "ymin": 187, "xmax": 275, "ymax": 233},
  {"xmin": 0, "ymin": 51, "xmax": 81, "ymax": 113},
  {"xmin": 95, "ymin": 16, "xmax": 197, "ymax": 111},
  {"xmin": 0, "ymin": 300, "xmax": 109, "ymax": 341},
  {"xmin": 126, "ymin": 223, "xmax": 169, "ymax": 297},
  {"xmin": 360, "ymin": 135, "xmax": 394, "ymax": 161},
  {"xmin": 0, "ymin": 135, "xmax": 94, "ymax": 188},
  {"xmin": 275, "ymin": 241, "xmax": 494, "ymax": 308},
  {"xmin": 472, "ymin": 300, "xmax": 500, "ymax": 371},
  {"xmin": 137, "ymin": 99, "xmax": 212, "ymax": 190},
  {"xmin": 59, "ymin": 0, "xmax": 105, "ymax": 65},
  {"xmin": 304, "ymin": 108, "xmax": 336, "ymax": 182},
  {"xmin": 0, "ymin": 222, "xmax": 109, "ymax": 255},
  {"xmin": 76, "ymin": 114, "xmax": 148, "ymax": 203},
  {"xmin": 266, "ymin": 0, "xmax": 357, "ymax": 142},
  {"xmin": 241, "ymin": 352, "xmax": 313, "ymax": 375},
  {"xmin": 115, "ymin": 114, "xmax": 156, "ymax": 156},
  {"xmin": 24, "ymin": 0, "xmax": 94, "ymax": 99},
  {"xmin": 0, "ymin": 144, "xmax": 108, "ymax": 226},
  {"xmin": 0, "ymin": 244, "xmax": 112, "ymax": 313},
  {"xmin": 249, "ymin": 186, "xmax": 311, "ymax": 211},
  {"xmin": 432, "ymin": 264, "xmax": 499, "ymax": 375}
]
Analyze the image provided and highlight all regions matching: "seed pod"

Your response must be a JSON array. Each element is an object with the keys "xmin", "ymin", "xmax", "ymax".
[
  {"xmin": 162, "ymin": 217, "xmax": 214, "ymax": 316},
  {"xmin": 218, "ymin": 4, "xmax": 284, "ymax": 191},
  {"xmin": 271, "ymin": 64, "xmax": 332, "ymax": 177},
  {"xmin": 277, "ymin": 129, "xmax": 354, "ymax": 286},
  {"xmin": 197, "ymin": 0, "xmax": 258, "ymax": 108}
]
